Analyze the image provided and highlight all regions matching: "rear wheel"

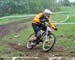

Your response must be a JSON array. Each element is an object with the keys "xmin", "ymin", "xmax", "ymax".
[
  {"xmin": 26, "ymin": 33, "xmax": 36, "ymax": 49},
  {"xmin": 42, "ymin": 33, "xmax": 56, "ymax": 52}
]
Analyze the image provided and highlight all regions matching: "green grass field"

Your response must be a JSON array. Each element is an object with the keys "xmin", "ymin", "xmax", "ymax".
[
  {"xmin": 0, "ymin": 9, "xmax": 75, "ymax": 57},
  {"xmin": 0, "ymin": 17, "xmax": 24, "ymax": 25},
  {"xmin": 0, "ymin": 15, "xmax": 34, "ymax": 25},
  {"xmin": 1, "ymin": 24, "xmax": 75, "ymax": 57}
]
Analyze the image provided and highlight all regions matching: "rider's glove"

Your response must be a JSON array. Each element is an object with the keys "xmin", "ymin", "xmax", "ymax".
[{"xmin": 54, "ymin": 28, "xmax": 58, "ymax": 31}]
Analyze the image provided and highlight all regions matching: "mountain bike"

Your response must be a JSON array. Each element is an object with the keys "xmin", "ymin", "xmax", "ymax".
[{"xmin": 26, "ymin": 25, "xmax": 56, "ymax": 52}]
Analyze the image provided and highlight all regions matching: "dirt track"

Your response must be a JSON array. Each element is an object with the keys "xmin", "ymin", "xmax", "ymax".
[
  {"xmin": 0, "ymin": 18, "xmax": 75, "ymax": 59},
  {"xmin": 0, "ymin": 17, "xmax": 32, "ymax": 39},
  {"xmin": 5, "ymin": 41, "xmax": 75, "ymax": 59}
]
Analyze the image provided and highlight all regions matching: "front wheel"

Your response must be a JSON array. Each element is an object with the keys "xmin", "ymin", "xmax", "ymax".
[{"xmin": 42, "ymin": 33, "xmax": 56, "ymax": 52}]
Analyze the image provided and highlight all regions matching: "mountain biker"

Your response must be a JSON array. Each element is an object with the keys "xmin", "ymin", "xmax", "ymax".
[{"xmin": 32, "ymin": 9, "xmax": 57, "ymax": 45}]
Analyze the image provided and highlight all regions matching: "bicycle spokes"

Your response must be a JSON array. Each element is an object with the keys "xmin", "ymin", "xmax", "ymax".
[{"xmin": 42, "ymin": 33, "xmax": 56, "ymax": 52}]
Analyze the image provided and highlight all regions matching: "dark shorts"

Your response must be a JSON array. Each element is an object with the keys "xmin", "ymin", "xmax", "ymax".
[{"xmin": 32, "ymin": 23, "xmax": 47, "ymax": 35}]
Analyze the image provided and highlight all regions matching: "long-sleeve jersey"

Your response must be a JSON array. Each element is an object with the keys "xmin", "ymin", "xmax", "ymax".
[{"xmin": 32, "ymin": 13, "xmax": 55, "ymax": 29}]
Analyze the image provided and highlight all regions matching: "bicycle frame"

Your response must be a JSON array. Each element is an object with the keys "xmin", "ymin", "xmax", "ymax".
[
  {"xmin": 27, "ymin": 25, "xmax": 56, "ymax": 51},
  {"xmin": 45, "ymin": 26, "xmax": 52, "ymax": 41}
]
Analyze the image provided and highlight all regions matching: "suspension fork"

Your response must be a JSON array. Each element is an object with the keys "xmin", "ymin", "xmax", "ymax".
[{"xmin": 45, "ymin": 30, "xmax": 49, "ymax": 41}]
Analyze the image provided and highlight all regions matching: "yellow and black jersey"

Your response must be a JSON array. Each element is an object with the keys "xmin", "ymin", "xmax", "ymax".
[{"xmin": 32, "ymin": 13, "xmax": 55, "ymax": 29}]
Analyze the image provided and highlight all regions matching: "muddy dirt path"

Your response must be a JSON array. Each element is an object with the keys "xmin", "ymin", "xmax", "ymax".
[
  {"xmin": 0, "ymin": 17, "xmax": 32, "ymax": 39},
  {"xmin": 6, "ymin": 41, "xmax": 66, "ymax": 56},
  {"xmin": 6, "ymin": 41, "xmax": 75, "ymax": 57},
  {"xmin": 0, "ymin": 17, "xmax": 75, "ymax": 59}
]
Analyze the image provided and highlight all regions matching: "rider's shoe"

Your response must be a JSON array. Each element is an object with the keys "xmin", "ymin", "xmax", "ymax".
[
  {"xmin": 31, "ymin": 40, "xmax": 36, "ymax": 45},
  {"xmin": 31, "ymin": 42, "xmax": 36, "ymax": 46},
  {"xmin": 31, "ymin": 39, "xmax": 43, "ymax": 45}
]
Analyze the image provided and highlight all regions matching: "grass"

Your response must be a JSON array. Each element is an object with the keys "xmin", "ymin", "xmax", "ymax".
[
  {"xmin": 67, "ymin": 15, "xmax": 75, "ymax": 22},
  {"xmin": 2, "ymin": 27, "xmax": 33, "ymax": 44},
  {"xmin": 0, "ymin": 17, "xmax": 25, "ymax": 25},
  {"xmin": 0, "ymin": 11, "xmax": 75, "ymax": 25},
  {"xmin": 50, "ymin": 13, "xmax": 67, "ymax": 22},
  {"xmin": 0, "ymin": 13, "xmax": 68, "ymax": 25},
  {"xmin": 0, "ymin": 28, "xmax": 33, "ymax": 57},
  {"xmin": 54, "ymin": 24, "xmax": 75, "ymax": 51},
  {"xmin": 0, "ymin": 10, "xmax": 75, "ymax": 57},
  {"xmin": 0, "ymin": 15, "xmax": 34, "ymax": 25},
  {"xmin": 1, "ymin": 24, "xmax": 75, "ymax": 57}
]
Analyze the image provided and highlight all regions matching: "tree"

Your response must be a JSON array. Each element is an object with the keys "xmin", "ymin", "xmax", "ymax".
[
  {"xmin": 63, "ymin": 0, "xmax": 70, "ymax": 6},
  {"xmin": 0, "ymin": 0, "xmax": 59, "ymax": 16}
]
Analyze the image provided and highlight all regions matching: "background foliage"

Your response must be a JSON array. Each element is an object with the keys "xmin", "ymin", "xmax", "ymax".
[{"xmin": 0, "ymin": 0, "xmax": 75, "ymax": 16}]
